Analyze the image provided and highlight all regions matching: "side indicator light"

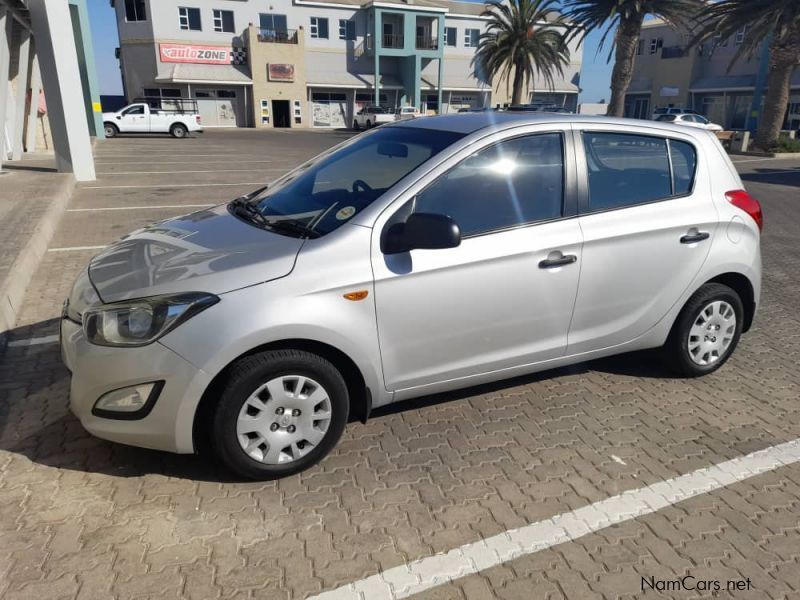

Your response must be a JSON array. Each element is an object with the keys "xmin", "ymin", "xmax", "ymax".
[{"xmin": 343, "ymin": 290, "xmax": 369, "ymax": 301}]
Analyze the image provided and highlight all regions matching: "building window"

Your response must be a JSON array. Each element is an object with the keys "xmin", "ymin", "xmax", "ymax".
[
  {"xmin": 143, "ymin": 88, "xmax": 182, "ymax": 98},
  {"xmin": 464, "ymin": 28, "xmax": 479, "ymax": 48},
  {"xmin": 213, "ymin": 9, "xmax": 235, "ymax": 33},
  {"xmin": 260, "ymin": 13, "xmax": 288, "ymax": 34},
  {"xmin": 310, "ymin": 17, "xmax": 329, "ymax": 39},
  {"xmin": 339, "ymin": 19, "xmax": 355, "ymax": 41},
  {"xmin": 179, "ymin": 7, "xmax": 202, "ymax": 31},
  {"xmin": 636, "ymin": 39, "xmax": 644, "ymax": 55},
  {"xmin": 445, "ymin": 27, "xmax": 457, "ymax": 47},
  {"xmin": 649, "ymin": 38, "xmax": 662, "ymax": 54},
  {"xmin": 124, "ymin": 0, "xmax": 146, "ymax": 22}
]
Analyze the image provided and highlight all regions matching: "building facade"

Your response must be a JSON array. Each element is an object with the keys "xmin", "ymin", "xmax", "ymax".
[
  {"xmin": 626, "ymin": 18, "xmax": 800, "ymax": 131},
  {"xmin": 112, "ymin": 0, "xmax": 582, "ymax": 129}
]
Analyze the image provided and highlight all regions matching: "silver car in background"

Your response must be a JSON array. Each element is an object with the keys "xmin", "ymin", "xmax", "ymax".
[{"xmin": 61, "ymin": 114, "xmax": 763, "ymax": 479}]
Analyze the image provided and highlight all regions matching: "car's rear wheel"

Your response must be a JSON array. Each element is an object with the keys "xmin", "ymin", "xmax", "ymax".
[
  {"xmin": 104, "ymin": 123, "xmax": 118, "ymax": 138},
  {"xmin": 211, "ymin": 350, "xmax": 349, "ymax": 479},
  {"xmin": 663, "ymin": 283, "xmax": 743, "ymax": 377},
  {"xmin": 170, "ymin": 123, "xmax": 188, "ymax": 138}
]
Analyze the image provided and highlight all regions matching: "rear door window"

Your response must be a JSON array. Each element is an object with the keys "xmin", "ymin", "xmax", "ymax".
[{"xmin": 582, "ymin": 132, "xmax": 697, "ymax": 212}]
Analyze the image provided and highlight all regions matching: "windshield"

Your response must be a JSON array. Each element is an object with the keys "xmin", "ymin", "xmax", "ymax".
[{"xmin": 242, "ymin": 126, "xmax": 464, "ymax": 237}]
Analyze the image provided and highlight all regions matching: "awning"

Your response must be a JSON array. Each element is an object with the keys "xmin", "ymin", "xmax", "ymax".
[
  {"xmin": 689, "ymin": 74, "xmax": 755, "ymax": 92},
  {"xmin": 306, "ymin": 71, "xmax": 403, "ymax": 89},
  {"xmin": 155, "ymin": 64, "xmax": 252, "ymax": 86}
]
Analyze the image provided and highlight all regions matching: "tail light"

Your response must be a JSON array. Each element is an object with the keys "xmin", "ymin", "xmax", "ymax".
[
  {"xmin": 726, "ymin": 189, "xmax": 763, "ymax": 231},
  {"xmin": 196, "ymin": 115, "xmax": 201, "ymax": 124}
]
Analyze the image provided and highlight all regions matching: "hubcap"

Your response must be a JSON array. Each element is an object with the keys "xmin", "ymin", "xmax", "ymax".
[
  {"xmin": 687, "ymin": 300, "xmax": 736, "ymax": 366},
  {"xmin": 236, "ymin": 375, "xmax": 332, "ymax": 464}
]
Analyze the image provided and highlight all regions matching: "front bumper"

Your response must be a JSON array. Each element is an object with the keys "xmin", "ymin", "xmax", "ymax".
[{"xmin": 61, "ymin": 318, "xmax": 211, "ymax": 453}]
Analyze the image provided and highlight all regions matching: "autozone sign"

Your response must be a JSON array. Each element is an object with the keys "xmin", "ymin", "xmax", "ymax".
[{"xmin": 160, "ymin": 43, "xmax": 231, "ymax": 64}]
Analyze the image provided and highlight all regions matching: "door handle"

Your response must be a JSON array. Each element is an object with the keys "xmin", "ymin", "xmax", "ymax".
[
  {"xmin": 680, "ymin": 231, "xmax": 710, "ymax": 244},
  {"xmin": 539, "ymin": 253, "xmax": 577, "ymax": 269}
]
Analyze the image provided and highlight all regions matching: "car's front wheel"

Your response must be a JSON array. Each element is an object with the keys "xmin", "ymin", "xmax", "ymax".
[
  {"xmin": 211, "ymin": 350, "xmax": 349, "ymax": 479},
  {"xmin": 353, "ymin": 119, "xmax": 360, "ymax": 130},
  {"xmin": 663, "ymin": 282, "xmax": 744, "ymax": 377},
  {"xmin": 104, "ymin": 123, "xmax": 118, "ymax": 138}
]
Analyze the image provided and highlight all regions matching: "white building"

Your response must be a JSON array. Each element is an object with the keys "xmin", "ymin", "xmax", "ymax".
[{"xmin": 111, "ymin": 0, "xmax": 582, "ymax": 129}]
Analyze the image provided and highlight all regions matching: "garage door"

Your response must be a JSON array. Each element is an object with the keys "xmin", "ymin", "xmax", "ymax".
[{"xmin": 194, "ymin": 89, "xmax": 244, "ymax": 127}]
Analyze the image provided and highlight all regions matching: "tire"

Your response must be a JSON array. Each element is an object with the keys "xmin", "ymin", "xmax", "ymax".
[
  {"xmin": 366, "ymin": 120, "xmax": 372, "ymax": 128},
  {"xmin": 211, "ymin": 350, "xmax": 349, "ymax": 480},
  {"xmin": 353, "ymin": 119, "xmax": 360, "ymax": 130},
  {"xmin": 662, "ymin": 283, "xmax": 744, "ymax": 377},
  {"xmin": 104, "ymin": 123, "xmax": 118, "ymax": 138},
  {"xmin": 170, "ymin": 123, "xmax": 188, "ymax": 139}
]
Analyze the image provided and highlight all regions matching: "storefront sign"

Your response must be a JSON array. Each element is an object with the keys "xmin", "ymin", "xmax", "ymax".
[
  {"xmin": 160, "ymin": 43, "xmax": 232, "ymax": 65},
  {"xmin": 268, "ymin": 64, "xmax": 295, "ymax": 82}
]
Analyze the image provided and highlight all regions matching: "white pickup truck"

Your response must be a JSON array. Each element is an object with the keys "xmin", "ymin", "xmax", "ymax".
[
  {"xmin": 353, "ymin": 106, "xmax": 394, "ymax": 129},
  {"xmin": 103, "ymin": 101, "xmax": 203, "ymax": 139}
]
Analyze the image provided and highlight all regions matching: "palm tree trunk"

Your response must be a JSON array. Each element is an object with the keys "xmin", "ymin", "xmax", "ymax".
[
  {"xmin": 511, "ymin": 61, "xmax": 526, "ymax": 106},
  {"xmin": 606, "ymin": 15, "xmax": 643, "ymax": 117},
  {"xmin": 754, "ymin": 39, "xmax": 799, "ymax": 150}
]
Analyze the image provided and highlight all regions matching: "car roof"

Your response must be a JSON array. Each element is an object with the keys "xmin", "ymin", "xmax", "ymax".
[{"xmin": 388, "ymin": 112, "xmax": 704, "ymax": 136}]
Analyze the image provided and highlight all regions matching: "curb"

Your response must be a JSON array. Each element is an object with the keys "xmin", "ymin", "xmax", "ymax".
[{"xmin": 0, "ymin": 174, "xmax": 76, "ymax": 352}]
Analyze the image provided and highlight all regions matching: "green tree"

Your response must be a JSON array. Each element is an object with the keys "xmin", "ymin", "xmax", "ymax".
[
  {"xmin": 473, "ymin": 0, "xmax": 571, "ymax": 106},
  {"xmin": 691, "ymin": 0, "xmax": 800, "ymax": 150},
  {"xmin": 564, "ymin": 0, "xmax": 701, "ymax": 117}
]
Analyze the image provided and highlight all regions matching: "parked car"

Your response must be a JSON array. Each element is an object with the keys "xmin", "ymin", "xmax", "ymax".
[
  {"xmin": 62, "ymin": 113, "xmax": 762, "ymax": 479},
  {"xmin": 395, "ymin": 106, "xmax": 421, "ymax": 121},
  {"xmin": 656, "ymin": 113, "xmax": 724, "ymax": 132},
  {"xmin": 651, "ymin": 107, "xmax": 700, "ymax": 120},
  {"xmin": 103, "ymin": 100, "xmax": 202, "ymax": 139},
  {"xmin": 353, "ymin": 106, "xmax": 393, "ymax": 129}
]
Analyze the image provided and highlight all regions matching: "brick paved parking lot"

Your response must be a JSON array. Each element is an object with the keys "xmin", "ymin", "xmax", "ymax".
[{"xmin": 1, "ymin": 130, "xmax": 799, "ymax": 599}]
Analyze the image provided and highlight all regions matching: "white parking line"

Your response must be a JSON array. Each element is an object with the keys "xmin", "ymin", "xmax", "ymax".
[
  {"xmin": 48, "ymin": 245, "xmax": 107, "ymax": 252},
  {"xmin": 730, "ymin": 157, "xmax": 777, "ymax": 164},
  {"xmin": 7, "ymin": 334, "xmax": 60, "ymax": 348},
  {"xmin": 79, "ymin": 182, "xmax": 267, "ymax": 190},
  {"xmin": 67, "ymin": 204, "xmax": 215, "ymax": 212},
  {"xmin": 310, "ymin": 438, "xmax": 800, "ymax": 600}
]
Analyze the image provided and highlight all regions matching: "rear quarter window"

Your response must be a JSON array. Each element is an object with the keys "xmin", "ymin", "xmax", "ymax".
[{"xmin": 582, "ymin": 132, "xmax": 697, "ymax": 212}]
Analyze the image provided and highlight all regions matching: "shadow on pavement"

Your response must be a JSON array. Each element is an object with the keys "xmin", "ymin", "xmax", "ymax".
[{"xmin": 0, "ymin": 316, "xmax": 675, "ymax": 482}]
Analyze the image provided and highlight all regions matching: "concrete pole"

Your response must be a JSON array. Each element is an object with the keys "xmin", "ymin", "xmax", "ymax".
[
  {"xmin": 11, "ymin": 28, "xmax": 30, "ymax": 160},
  {"xmin": 0, "ymin": 6, "xmax": 12, "ymax": 172},
  {"xmin": 27, "ymin": 0, "xmax": 95, "ymax": 181},
  {"xmin": 25, "ymin": 52, "xmax": 41, "ymax": 152}
]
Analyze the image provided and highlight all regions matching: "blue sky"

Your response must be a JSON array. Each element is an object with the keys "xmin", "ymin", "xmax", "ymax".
[{"xmin": 88, "ymin": 0, "xmax": 613, "ymax": 103}]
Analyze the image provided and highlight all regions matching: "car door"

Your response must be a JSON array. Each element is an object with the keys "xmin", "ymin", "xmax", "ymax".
[
  {"xmin": 566, "ymin": 125, "xmax": 718, "ymax": 355},
  {"xmin": 371, "ymin": 127, "xmax": 583, "ymax": 394},
  {"xmin": 117, "ymin": 104, "xmax": 148, "ymax": 132}
]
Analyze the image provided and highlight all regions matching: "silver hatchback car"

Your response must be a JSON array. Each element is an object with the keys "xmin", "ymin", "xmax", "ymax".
[{"xmin": 61, "ymin": 114, "xmax": 763, "ymax": 479}]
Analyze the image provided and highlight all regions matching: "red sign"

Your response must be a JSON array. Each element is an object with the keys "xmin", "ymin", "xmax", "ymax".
[
  {"xmin": 268, "ymin": 64, "xmax": 295, "ymax": 82},
  {"xmin": 160, "ymin": 43, "xmax": 231, "ymax": 65}
]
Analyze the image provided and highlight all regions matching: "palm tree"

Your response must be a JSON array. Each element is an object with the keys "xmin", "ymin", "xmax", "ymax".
[
  {"xmin": 690, "ymin": 0, "xmax": 800, "ymax": 150},
  {"xmin": 473, "ymin": 0, "xmax": 571, "ymax": 106},
  {"xmin": 564, "ymin": 0, "xmax": 702, "ymax": 117}
]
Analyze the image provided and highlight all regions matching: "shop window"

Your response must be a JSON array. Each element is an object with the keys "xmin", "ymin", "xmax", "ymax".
[
  {"xmin": 310, "ymin": 17, "xmax": 329, "ymax": 39},
  {"xmin": 124, "ymin": 0, "xmax": 146, "ymax": 22},
  {"xmin": 213, "ymin": 9, "xmax": 235, "ymax": 33},
  {"xmin": 179, "ymin": 7, "xmax": 202, "ymax": 31}
]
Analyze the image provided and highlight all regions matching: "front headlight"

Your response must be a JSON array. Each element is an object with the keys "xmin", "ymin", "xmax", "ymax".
[{"xmin": 83, "ymin": 292, "xmax": 218, "ymax": 347}]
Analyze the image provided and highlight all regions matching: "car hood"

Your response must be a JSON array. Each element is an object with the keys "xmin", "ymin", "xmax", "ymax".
[{"xmin": 88, "ymin": 205, "xmax": 304, "ymax": 302}]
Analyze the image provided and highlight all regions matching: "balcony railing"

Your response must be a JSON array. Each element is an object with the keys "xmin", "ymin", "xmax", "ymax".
[
  {"xmin": 258, "ymin": 28, "xmax": 298, "ymax": 44},
  {"xmin": 416, "ymin": 36, "xmax": 438, "ymax": 50},
  {"xmin": 382, "ymin": 34, "xmax": 404, "ymax": 49}
]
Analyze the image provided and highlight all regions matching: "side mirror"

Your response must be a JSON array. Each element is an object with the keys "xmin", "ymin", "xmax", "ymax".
[{"xmin": 382, "ymin": 212, "xmax": 461, "ymax": 254}]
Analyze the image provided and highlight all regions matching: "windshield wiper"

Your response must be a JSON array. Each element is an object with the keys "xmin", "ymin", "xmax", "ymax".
[
  {"xmin": 265, "ymin": 219, "xmax": 321, "ymax": 239},
  {"xmin": 228, "ymin": 197, "xmax": 269, "ymax": 228}
]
